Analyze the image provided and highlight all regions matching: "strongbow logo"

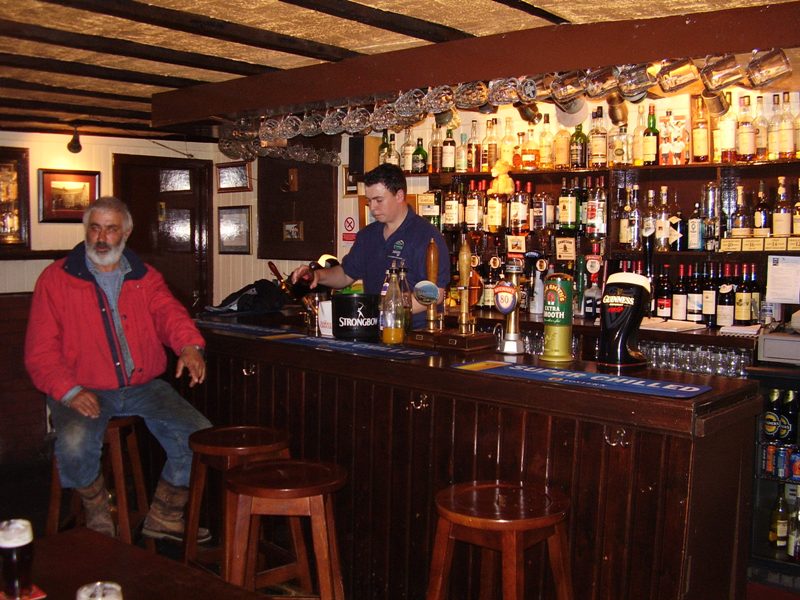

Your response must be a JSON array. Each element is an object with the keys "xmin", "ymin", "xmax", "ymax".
[{"xmin": 338, "ymin": 302, "xmax": 377, "ymax": 327}]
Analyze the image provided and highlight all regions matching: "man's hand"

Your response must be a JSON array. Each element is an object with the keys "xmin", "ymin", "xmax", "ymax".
[
  {"xmin": 177, "ymin": 346, "xmax": 206, "ymax": 387},
  {"xmin": 69, "ymin": 390, "xmax": 101, "ymax": 419},
  {"xmin": 290, "ymin": 265, "xmax": 318, "ymax": 288}
]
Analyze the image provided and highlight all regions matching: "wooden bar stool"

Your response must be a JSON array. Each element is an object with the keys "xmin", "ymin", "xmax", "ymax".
[
  {"xmin": 183, "ymin": 425, "xmax": 295, "ymax": 575},
  {"xmin": 426, "ymin": 480, "xmax": 573, "ymax": 600},
  {"xmin": 47, "ymin": 416, "xmax": 154, "ymax": 550},
  {"xmin": 225, "ymin": 459, "xmax": 347, "ymax": 600}
]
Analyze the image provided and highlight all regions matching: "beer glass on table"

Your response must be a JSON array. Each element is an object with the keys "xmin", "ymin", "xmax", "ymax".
[{"xmin": 0, "ymin": 519, "xmax": 33, "ymax": 600}]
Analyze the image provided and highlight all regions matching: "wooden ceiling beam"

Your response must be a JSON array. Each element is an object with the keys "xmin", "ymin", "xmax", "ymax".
[
  {"xmin": 489, "ymin": 0, "xmax": 568, "ymax": 25},
  {"xmin": 278, "ymin": 0, "xmax": 470, "ymax": 43},
  {"xmin": 0, "ymin": 113, "xmax": 158, "ymax": 132},
  {"xmin": 152, "ymin": 2, "xmax": 800, "ymax": 127},
  {"xmin": 0, "ymin": 18, "xmax": 273, "ymax": 77},
  {"xmin": 0, "ymin": 77, "xmax": 150, "ymax": 104},
  {"xmin": 0, "ymin": 53, "xmax": 204, "ymax": 88},
  {"xmin": 39, "ymin": 0, "xmax": 360, "ymax": 63},
  {"xmin": 0, "ymin": 98, "xmax": 150, "ymax": 121}
]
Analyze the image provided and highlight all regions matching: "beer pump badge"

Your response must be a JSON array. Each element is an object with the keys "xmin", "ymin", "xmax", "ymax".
[
  {"xmin": 543, "ymin": 279, "xmax": 572, "ymax": 325},
  {"xmin": 493, "ymin": 280, "xmax": 517, "ymax": 314}
]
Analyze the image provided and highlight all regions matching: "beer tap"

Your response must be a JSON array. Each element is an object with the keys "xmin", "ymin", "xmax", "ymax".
[
  {"xmin": 457, "ymin": 233, "xmax": 474, "ymax": 336},
  {"xmin": 424, "ymin": 238, "xmax": 441, "ymax": 332},
  {"xmin": 495, "ymin": 257, "xmax": 525, "ymax": 355}
]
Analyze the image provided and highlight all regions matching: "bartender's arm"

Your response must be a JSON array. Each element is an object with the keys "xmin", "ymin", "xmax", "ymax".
[{"xmin": 291, "ymin": 264, "xmax": 354, "ymax": 290}]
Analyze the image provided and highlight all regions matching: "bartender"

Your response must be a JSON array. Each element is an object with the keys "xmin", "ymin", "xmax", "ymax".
[{"xmin": 291, "ymin": 163, "xmax": 450, "ymax": 328}]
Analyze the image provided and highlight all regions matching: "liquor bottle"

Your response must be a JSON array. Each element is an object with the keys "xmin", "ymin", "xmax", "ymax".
[
  {"xmin": 779, "ymin": 91, "xmax": 796, "ymax": 159},
  {"xmin": 417, "ymin": 187, "xmax": 441, "ymax": 230},
  {"xmin": 380, "ymin": 263, "xmax": 405, "ymax": 344},
  {"xmin": 511, "ymin": 132, "xmax": 524, "ymax": 170},
  {"xmin": 782, "ymin": 391, "xmax": 799, "ymax": 444},
  {"xmin": 480, "ymin": 118, "xmax": 494, "ymax": 173},
  {"xmin": 522, "ymin": 126, "xmax": 539, "ymax": 171},
  {"xmin": 386, "ymin": 134, "xmax": 401, "ymax": 166},
  {"xmin": 692, "ymin": 96, "xmax": 710, "ymax": 163},
  {"xmin": 730, "ymin": 185, "xmax": 753, "ymax": 238},
  {"xmin": 628, "ymin": 184, "xmax": 643, "ymax": 251},
  {"xmin": 586, "ymin": 175, "xmax": 607, "ymax": 246},
  {"xmin": 750, "ymin": 262, "xmax": 762, "ymax": 324},
  {"xmin": 654, "ymin": 265, "xmax": 673, "ymax": 319},
  {"xmin": 538, "ymin": 114, "xmax": 554, "ymax": 169},
  {"xmin": 397, "ymin": 265, "xmax": 413, "ymax": 333},
  {"xmin": 668, "ymin": 191, "xmax": 687, "ymax": 251},
  {"xmin": 787, "ymin": 497, "xmax": 800, "ymax": 560},
  {"xmin": 773, "ymin": 176, "xmax": 793, "ymax": 237},
  {"xmin": 569, "ymin": 123, "xmax": 588, "ymax": 169},
  {"xmin": 500, "ymin": 117, "xmax": 515, "ymax": 165},
  {"xmin": 703, "ymin": 182, "xmax": 721, "ymax": 252},
  {"xmin": 377, "ymin": 129, "xmax": 391, "ymax": 164},
  {"xmin": 616, "ymin": 185, "xmax": 631, "ymax": 249},
  {"xmin": 578, "ymin": 177, "xmax": 590, "ymax": 236},
  {"xmin": 768, "ymin": 94, "xmax": 782, "ymax": 161},
  {"xmin": 687, "ymin": 201, "xmax": 705, "ymax": 251},
  {"xmin": 771, "ymin": 484, "xmax": 790, "ymax": 550},
  {"xmin": 400, "ymin": 128, "xmax": 414, "ymax": 173},
  {"xmin": 441, "ymin": 128, "xmax": 456, "ymax": 173},
  {"xmin": 654, "ymin": 186, "xmax": 671, "ymax": 252},
  {"xmin": 754, "ymin": 95, "xmax": 769, "ymax": 161},
  {"xmin": 582, "ymin": 273, "xmax": 602, "ymax": 322},
  {"xmin": 528, "ymin": 268, "xmax": 544, "ymax": 316},
  {"xmin": 508, "ymin": 180, "xmax": 529, "ymax": 236},
  {"xmin": 716, "ymin": 263, "xmax": 735, "ymax": 327},
  {"xmin": 464, "ymin": 180, "xmax": 482, "ymax": 234},
  {"xmin": 442, "ymin": 184, "xmax": 462, "ymax": 234},
  {"xmin": 702, "ymin": 262, "xmax": 718, "ymax": 328},
  {"xmin": 734, "ymin": 263, "xmax": 753, "ymax": 325},
  {"xmin": 737, "ymin": 95, "xmax": 756, "ymax": 162},
  {"xmin": 671, "ymin": 263, "xmax": 688, "ymax": 321},
  {"xmin": 754, "ymin": 180, "xmax": 771, "ymax": 238},
  {"xmin": 711, "ymin": 112, "xmax": 722, "ymax": 163},
  {"xmin": 589, "ymin": 106, "xmax": 608, "ymax": 167},
  {"xmin": 642, "ymin": 104, "xmax": 659, "ymax": 166},
  {"xmin": 467, "ymin": 119, "xmax": 480, "ymax": 173},
  {"xmin": 485, "ymin": 190, "xmax": 505, "ymax": 237},
  {"xmin": 430, "ymin": 126, "xmax": 443, "ymax": 174},
  {"xmin": 455, "ymin": 133, "xmax": 468, "ymax": 173},
  {"xmin": 553, "ymin": 124, "xmax": 571, "ymax": 170},
  {"xmin": 719, "ymin": 92, "xmax": 737, "ymax": 164},
  {"xmin": 557, "ymin": 177, "xmax": 579, "ymax": 235},
  {"xmin": 794, "ymin": 178, "xmax": 800, "ymax": 236},
  {"xmin": 608, "ymin": 123, "xmax": 631, "ymax": 167},
  {"xmin": 659, "ymin": 109, "xmax": 673, "ymax": 166},
  {"xmin": 411, "ymin": 137, "xmax": 428, "ymax": 174},
  {"xmin": 632, "ymin": 104, "xmax": 646, "ymax": 166},
  {"xmin": 686, "ymin": 263, "xmax": 703, "ymax": 323}
]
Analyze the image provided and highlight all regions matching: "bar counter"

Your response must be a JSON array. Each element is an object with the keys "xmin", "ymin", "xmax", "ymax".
[{"xmin": 184, "ymin": 313, "xmax": 760, "ymax": 600}]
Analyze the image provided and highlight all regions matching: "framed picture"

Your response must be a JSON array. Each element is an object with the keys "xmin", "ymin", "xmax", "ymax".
[
  {"xmin": 0, "ymin": 147, "xmax": 30, "ymax": 249},
  {"xmin": 282, "ymin": 220, "xmax": 304, "ymax": 241},
  {"xmin": 216, "ymin": 161, "xmax": 252, "ymax": 193},
  {"xmin": 342, "ymin": 165, "xmax": 358, "ymax": 196},
  {"xmin": 38, "ymin": 169, "xmax": 100, "ymax": 223},
  {"xmin": 218, "ymin": 205, "xmax": 251, "ymax": 254}
]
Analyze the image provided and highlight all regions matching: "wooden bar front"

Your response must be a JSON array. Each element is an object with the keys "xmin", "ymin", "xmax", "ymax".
[{"xmin": 185, "ymin": 323, "xmax": 760, "ymax": 600}]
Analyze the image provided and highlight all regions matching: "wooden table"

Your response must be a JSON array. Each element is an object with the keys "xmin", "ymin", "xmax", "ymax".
[{"xmin": 29, "ymin": 528, "xmax": 271, "ymax": 600}]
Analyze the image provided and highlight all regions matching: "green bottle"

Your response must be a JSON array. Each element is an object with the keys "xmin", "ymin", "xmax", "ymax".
[{"xmin": 411, "ymin": 138, "xmax": 428, "ymax": 174}]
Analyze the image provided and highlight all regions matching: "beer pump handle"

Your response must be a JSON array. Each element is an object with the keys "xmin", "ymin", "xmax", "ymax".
[
  {"xmin": 426, "ymin": 238, "xmax": 438, "ymax": 284},
  {"xmin": 458, "ymin": 235, "xmax": 470, "ymax": 285}
]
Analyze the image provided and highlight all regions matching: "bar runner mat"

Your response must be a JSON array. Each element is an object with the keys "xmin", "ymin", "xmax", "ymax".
[
  {"xmin": 273, "ymin": 334, "xmax": 437, "ymax": 360},
  {"xmin": 195, "ymin": 320, "xmax": 290, "ymax": 336},
  {"xmin": 453, "ymin": 362, "xmax": 712, "ymax": 399}
]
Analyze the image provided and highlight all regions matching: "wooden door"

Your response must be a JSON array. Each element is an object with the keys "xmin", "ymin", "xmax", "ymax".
[{"xmin": 112, "ymin": 154, "xmax": 212, "ymax": 314}]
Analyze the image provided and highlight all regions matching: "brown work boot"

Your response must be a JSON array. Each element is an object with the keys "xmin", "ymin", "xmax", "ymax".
[
  {"xmin": 75, "ymin": 474, "xmax": 116, "ymax": 537},
  {"xmin": 142, "ymin": 478, "xmax": 211, "ymax": 544}
]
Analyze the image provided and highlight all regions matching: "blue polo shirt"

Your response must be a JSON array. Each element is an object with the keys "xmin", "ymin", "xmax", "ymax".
[{"xmin": 342, "ymin": 207, "xmax": 450, "ymax": 328}]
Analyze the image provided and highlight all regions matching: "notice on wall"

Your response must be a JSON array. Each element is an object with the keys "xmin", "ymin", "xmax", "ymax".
[{"xmin": 766, "ymin": 255, "xmax": 800, "ymax": 304}]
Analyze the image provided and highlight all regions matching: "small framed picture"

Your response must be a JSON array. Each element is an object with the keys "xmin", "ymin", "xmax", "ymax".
[
  {"xmin": 282, "ymin": 221, "xmax": 304, "ymax": 241},
  {"xmin": 216, "ymin": 161, "xmax": 252, "ymax": 193},
  {"xmin": 38, "ymin": 169, "xmax": 100, "ymax": 223},
  {"xmin": 218, "ymin": 205, "xmax": 251, "ymax": 254},
  {"xmin": 342, "ymin": 165, "xmax": 358, "ymax": 196}
]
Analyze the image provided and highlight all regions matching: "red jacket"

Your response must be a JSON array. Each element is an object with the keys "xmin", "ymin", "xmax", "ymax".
[{"xmin": 25, "ymin": 243, "xmax": 204, "ymax": 401}]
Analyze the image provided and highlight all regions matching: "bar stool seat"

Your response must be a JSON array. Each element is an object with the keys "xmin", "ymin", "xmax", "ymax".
[
  {"xmin": 225, "ymin": 459, "xmax": 347, "ymax": 600},
  {"xmin": 183, "ymin": 425, "xmax": 292, "ymax": 571},
  {"xmin": 426, "ymin": 480, "xmax": 573, "ymax": 600},
  {"xmin": 47, "ymin": 415, "xmax": 154, "ymax": 550}
]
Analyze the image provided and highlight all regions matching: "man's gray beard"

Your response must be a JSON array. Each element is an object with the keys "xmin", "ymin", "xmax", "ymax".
[{"xmin": 86, "ymin": 239, "xmax": 125, "ymax": 267}]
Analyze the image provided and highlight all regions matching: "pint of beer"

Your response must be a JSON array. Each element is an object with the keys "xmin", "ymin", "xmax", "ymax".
[{"xmin": 0, "ymin": 519, "xmax": 34, "ymax": 600}]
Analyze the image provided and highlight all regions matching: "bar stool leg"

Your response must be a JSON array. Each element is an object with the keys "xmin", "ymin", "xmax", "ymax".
[
  {"xmin": 182, "ymin": 454, "xmax": 207, "ymax": 564},
  {"xmin": 500, "ymin": 531, "xmax": 524, "ymax": 600},
  {"xmin": 426, "ymin": 517, "xmax": 456, "ymax": 600},
  {"xmin": 46, "ymin": 458, "xmax": 62, "ymax": 536},
  {"xmin": 308, "ymin": 494, "xmax": 342, "ymax": 600},
  {"xmin": 107, "ymin": 428, "xmax": 131, "ymax": 544},
  {"xmin": 123, "ymin": 424, "xmax": 155, "ymax": 552},
  {"xmin": 547, "ymin": 520, "xmax": 574, "ymax": 600},
  {"xmin": 226, "ymin": 491, "xmax": 253, "ymax": 587},
  {"xmin": 323, "ymin": 494, "xmax": 344, "ymax": 600},
  {"xmin": 288, "ymin": 515, "xmax": 313, "ymax": 591},
  {"xmin": 478, "ymin": 548, "xmax": 497, "ymax": 600}
]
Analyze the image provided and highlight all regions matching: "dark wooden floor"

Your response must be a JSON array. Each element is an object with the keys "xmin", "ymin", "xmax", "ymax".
[{"xmin": 2, "ymin": 459, "xmax": 799, "ymax": 599}]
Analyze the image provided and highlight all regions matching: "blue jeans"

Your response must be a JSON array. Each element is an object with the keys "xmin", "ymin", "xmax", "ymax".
[{"xmin": 48, "ymin": 379, "xmax": 211, "ymax": 489}]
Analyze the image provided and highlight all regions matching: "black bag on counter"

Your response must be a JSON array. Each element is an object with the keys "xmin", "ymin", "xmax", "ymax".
[{"xmin": 203, "ymin": 279, "xmax": 285, "ymax": 315}]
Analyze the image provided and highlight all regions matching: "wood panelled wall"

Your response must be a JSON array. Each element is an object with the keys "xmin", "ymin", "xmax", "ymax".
[{"xmin": 0, "ymin": 293, "xmax": 47, "ymax": 465}]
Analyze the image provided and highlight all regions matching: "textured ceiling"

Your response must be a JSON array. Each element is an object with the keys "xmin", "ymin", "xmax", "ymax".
[{"xmin": 0, "ymin": 0, "xmax": 796, "ymax": 140}]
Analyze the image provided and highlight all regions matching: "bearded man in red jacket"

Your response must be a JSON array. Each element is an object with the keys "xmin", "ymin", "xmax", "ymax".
[{"xmin": 25, "ymin": 196, "xmax": 212, "ymax": 543}]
